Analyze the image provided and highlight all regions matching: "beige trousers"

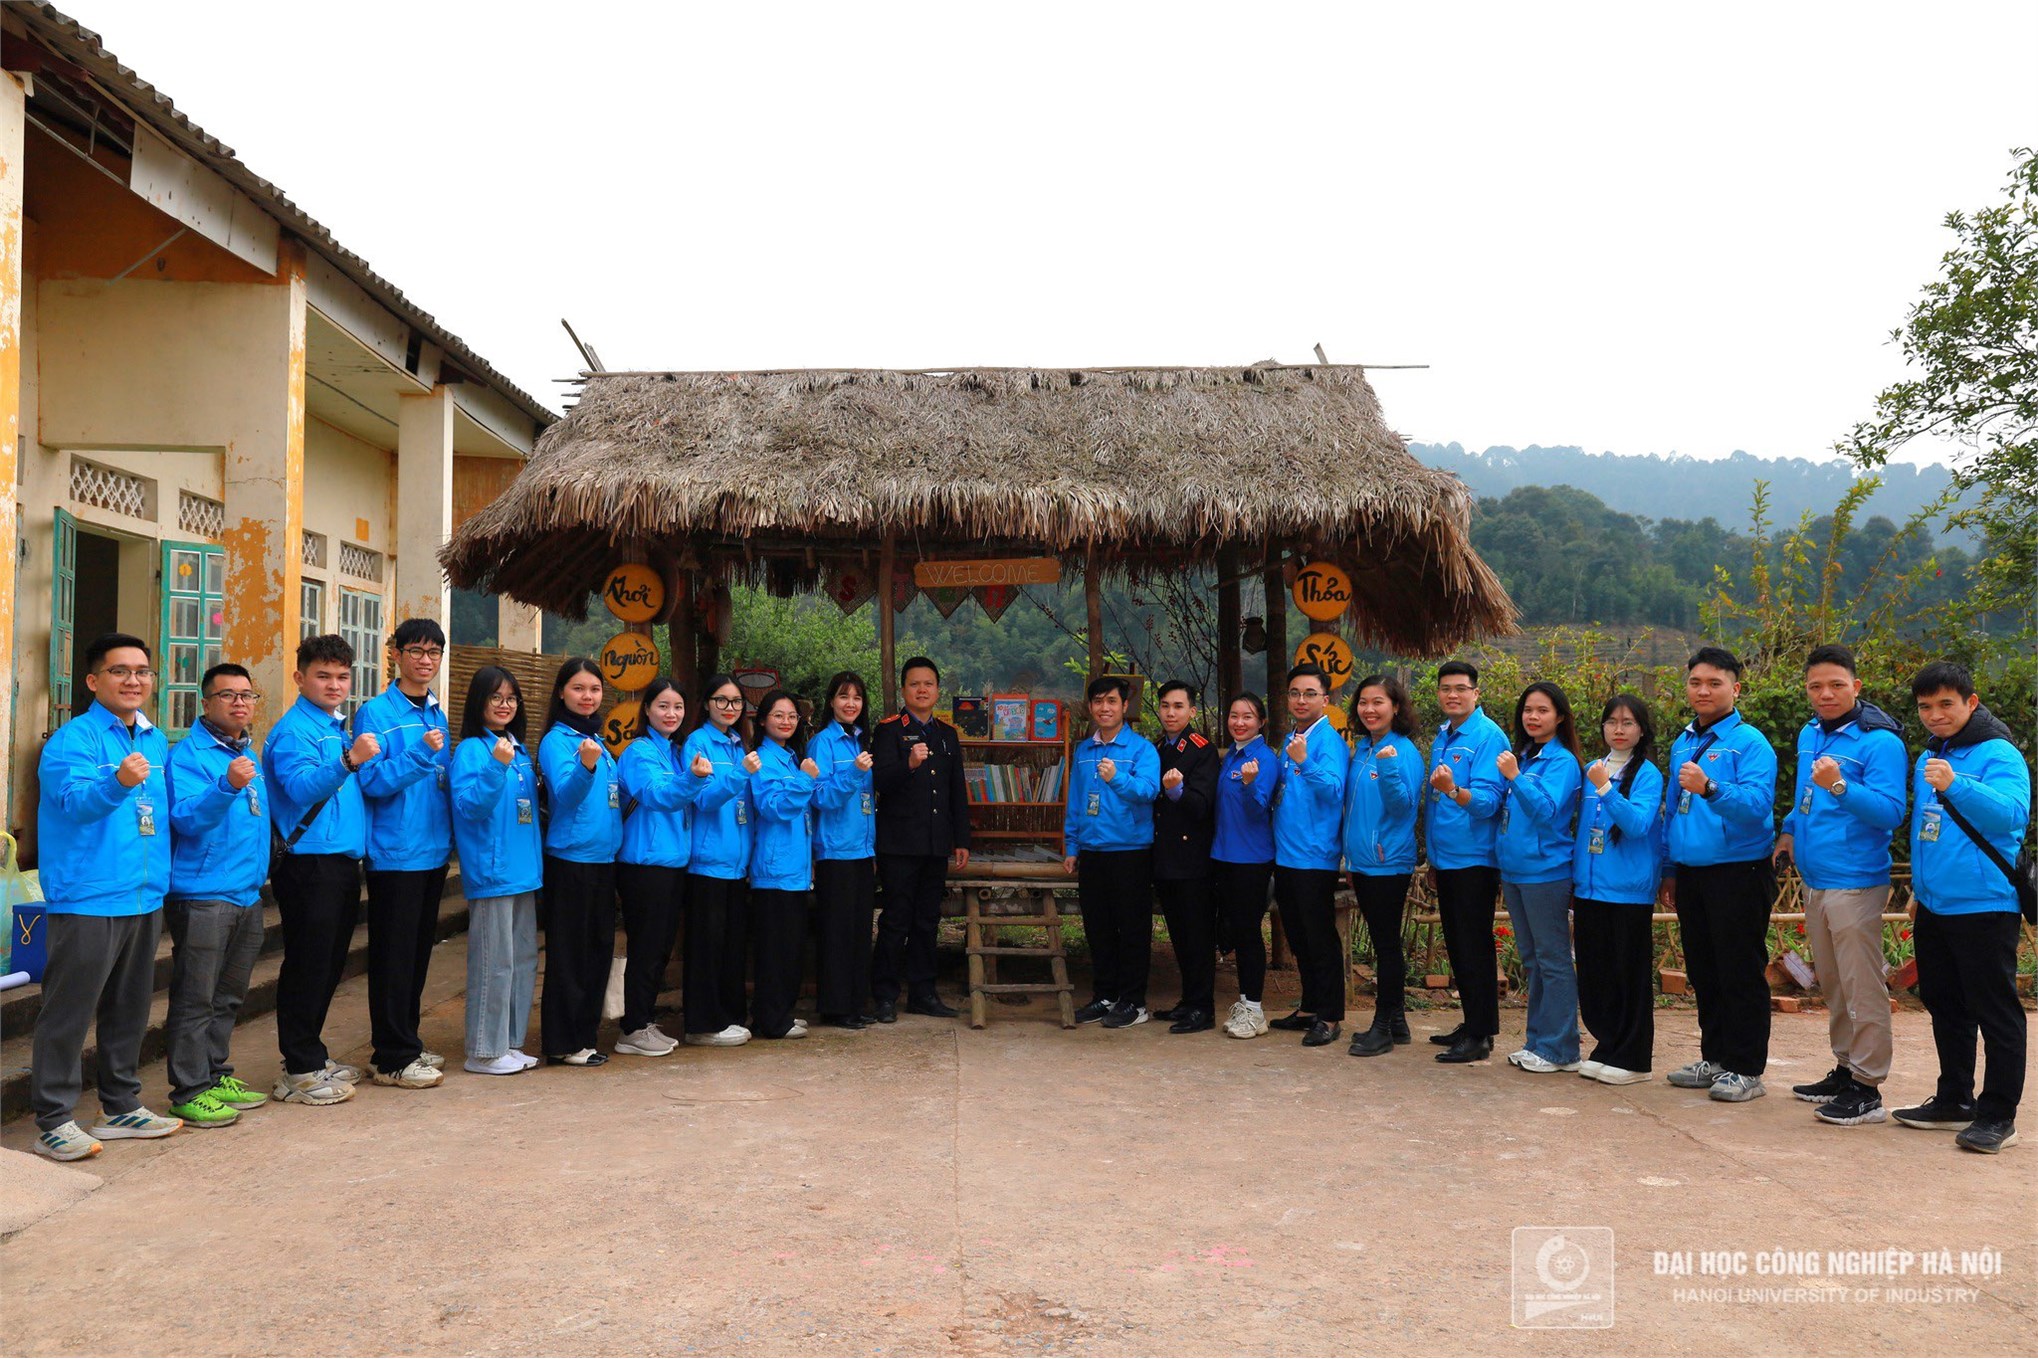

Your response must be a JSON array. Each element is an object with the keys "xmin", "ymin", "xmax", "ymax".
[{"xmin": 1804, "ymin": 884, "xmax": 1894, "ymax": 1085}]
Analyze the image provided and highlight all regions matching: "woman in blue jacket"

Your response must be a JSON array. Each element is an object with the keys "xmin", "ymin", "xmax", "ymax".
[
  {"xmin": 614, "ymin": 677, "xmax": 708, "ymax": 1059},
  {"xmin": 1496, "ymin": 681, "xmax": 1584, "ymax": 1074},
  {"xmin": 449, "ymin": 666, "xmax": 543, "ymax": 1076},
  {"xmin": 1343, "ymin": 674, "xmax": 1424, "ymax": 1057},
  {"xmin": 1213, "ymin": 694, "xmax": 1282, "ymax": 1039},
  {"xmin": 1572, "ymin": 693, "xmax": 1665, "ymax": 1086},
  {"xmin": 679, "ymin": 674, "xmax": 756, "ymax": 1047},
  {"xmin": 810, "ymin": 672, "xmax": 878, "ymax": 1030},
  {"xmin": 748, "ymin": 689, "xmax": 820, "ymax": 1040},
  {"xmin": 537, "ymin": 657, "xmax": 622, "ymax": 1067}
]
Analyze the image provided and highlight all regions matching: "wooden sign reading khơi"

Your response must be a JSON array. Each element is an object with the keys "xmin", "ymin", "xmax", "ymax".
[
  {"xmin": 602, "ymin": 563, "xmax": 665, "ymax": 622},
  {"xmin": 912, "ymin": 557, "xmax": 1061, "ymax": 589}
]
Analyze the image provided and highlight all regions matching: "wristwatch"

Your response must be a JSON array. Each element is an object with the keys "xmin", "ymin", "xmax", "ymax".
[
  {"xmin": 1829, "ymin": 777, "xmax": 1849, "ymax": 797},
  {"xmin": 1701, "ymin": 777, "xmax": 1719, "ymax": 799}
]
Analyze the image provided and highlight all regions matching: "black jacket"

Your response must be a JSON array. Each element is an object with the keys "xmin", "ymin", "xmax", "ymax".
[
  {"xmin": 872, "ymin": 710, "xmax": 973, "ymax": 857},
  {"xmin": 1152, "ymin": 728, "xmax": 1219, "ymax": 880}
]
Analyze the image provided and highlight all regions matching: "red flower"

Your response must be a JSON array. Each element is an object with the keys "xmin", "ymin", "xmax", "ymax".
[
  {"xmin": 1899, "ymin": 927, "xmax": 1912, "ymax": 941},
  {"xmin": 1794, "ymin": 922, "xmax": 1806, "ymax": 935},
  {"xmin": 1495, "ymin": 925, "xmax": 1513, "ymax": 938}
]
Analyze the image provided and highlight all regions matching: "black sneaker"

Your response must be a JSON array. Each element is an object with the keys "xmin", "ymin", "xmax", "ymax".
[
  {"xmin": 1073, "ymin": 998, "xmax": 1116, "ymax": 1025},
  {"xmin": 1100, "ymin": 1003, "xmax": 1150, "ymax": 1030},
  {"xmin": 1892, "ymin": 1096, "xmax": 1976, "ymax": 1131},
  {"xmin": 1813, "ymin": 1083, "xmax": 1886, "ymax": 1126},
  {"xmin": 1793, "ymin": 1065, "xmax": 1854, "ymax": 1104},
  {"xmin": 1954, "ymin": 1119, "xmax": 2019, "ymax": 1154}
]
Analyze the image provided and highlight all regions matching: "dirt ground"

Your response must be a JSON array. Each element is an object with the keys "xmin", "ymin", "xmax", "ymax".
[{"xmin": 2, "ymin": 936, "xmax": 2033, "ymax": 1358}]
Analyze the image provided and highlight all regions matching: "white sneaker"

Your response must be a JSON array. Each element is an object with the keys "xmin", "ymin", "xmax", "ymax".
[
  {"xmin": 788, "ymin": 1018, "xmax": 808, "ymax": 1037},
  {"xmin": 1513, "ymin": 1052, "xmax": 1580, "ymax": 1075},
  {"xmin": 1577, "ymin": 1059, "xmax": 1606, "ymax": 1080},
  {"xmin": 462, "ymin": 1053, "xmax": 527, "ymax": 1076},
  {"xmin": 323, "ymin": 1059, "xmax": 368, "ymax": 1086},
  {"xmin": 615, "ymin": 1025, "xmax": 680, "ymax": 1056},
  {"xmin": 508, "ymin": 1050, "xmax": 541, "ymax": 1070},
  {"xmin": 1225, "ymin": 1000, "xmax": 1269, "ymax": 1039},
  {"xmin": 371, "ymin": 1059, "xmax": 444, "ymax": 1089},
  {"xmin": 1506, "ymin": 1047, "xmax": 1534, "ymax": 1067},
  {"xmin": 683, "ymin": 1025, "xmax": 752, "ymax": 1047},
  {"xmin": 418, "ymin": 1051, "xmax": 446, "ymax": 1070},
  {"xmin": 274, "ymin": 1070, "xmax": 356, "ymax": 1105},
  {"xmin": 35, "ymin": 1121, "xmax": 103, "ymax": 1161},
  {"xmin": 1596, "ymin": 1065, "xmax": 1653, "ymax": 1085},
  {"xmin": 90, "ymin": 1107, "xmax": 183, "ymax": 1139}
]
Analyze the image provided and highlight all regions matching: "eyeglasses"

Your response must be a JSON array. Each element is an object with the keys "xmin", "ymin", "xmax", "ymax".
[
  {"xmin": 487, "ymin": 694, "xmax": 519, "ymax": 708},
  {"xmin": 399, "ymin": 646, "xmax": 445, "ymax": 661},
  {"xmin": 1437, "ymin": 685, "xmax": 1478, "ymax": 696},
  {"xmin": 205, "ymin": 690, "xmax": 261, "ymax": 705},
  {"xmin": 100, "ymin": 666, "xmax": 156, "ymax": 681},
  {"xmin": 709, "ymin": 696, "xmax": 744, "ymax": 709},
  {"xmin": 1287, "ymin": 688, "xmax": 1324, "ymax": 699}
]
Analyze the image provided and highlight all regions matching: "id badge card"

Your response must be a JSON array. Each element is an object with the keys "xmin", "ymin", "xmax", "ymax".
[
  {"xmin": 607, "ymin": 782, "xmax": 620, "ymax": 810},
  {"xmin": 1920, "ymin": 808, "xmax": 1942, "ymax": 843},
  {"xmin": 516, "ymin": 797, "xmax": 534, "ymax": 825},
  {"xmin": 860, "ymin": 791, "xmax": 874, "ymax": 816},
  {"xmin": 248, "ymin": 786, "xmax": 262, "ymax": 817},
  {"xmin": 1085, "ymin": 791, "xmax": 1101, "ymax": 817},
  {"xmin": 1588, "ymin": 826, "xmax": 1606, "ymax": 855},
  {"xmin": 1678, "ymin": 790, "xmax": 1693, "ymax": 814},
  {"xmin": 136, "ymin": 798, "xmax": 157, "ymax": 837},
  {"xmin": 1499, "ymin": 808, "xmax": 1510, "ymax": 835},
  {"xmin": 1799, "ymin": 788, "xmax": 1815, "ymax": 816},
  {"xmin": 735, "ymin": 798, "xmax": 748, "ymax": 826}
]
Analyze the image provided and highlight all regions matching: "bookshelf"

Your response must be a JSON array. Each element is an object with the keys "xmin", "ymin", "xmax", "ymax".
[{"xmin": 960, "ymin": 734, "xmax": 1070, "ymax": 847}]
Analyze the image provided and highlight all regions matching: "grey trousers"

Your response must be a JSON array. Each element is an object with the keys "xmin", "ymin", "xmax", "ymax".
[
  {"xmin": 164, "ymin": 899, "xmax": 267, "ymax": 1104},
  {"xmin": 1804, "ymin": 884, "xmax": 1895, "ymax": 1085},
  {"xmin": 30, "ymin": 909, "xmax": 163, "ymax": 1132},
  {"xmin": 465, "ymin": 892, "xmax": 538, "ymax": 1061}
]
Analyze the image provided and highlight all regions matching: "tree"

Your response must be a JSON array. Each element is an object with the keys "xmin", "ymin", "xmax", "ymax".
[{"xmin": 1843, "ymin": 147, "xmax": 2037, "ymax": 622}]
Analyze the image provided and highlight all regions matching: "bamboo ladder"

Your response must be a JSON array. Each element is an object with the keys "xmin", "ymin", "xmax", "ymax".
[{"xmin": 959, "ymin": 881, "xmax": 1077, "ymax": 1028}]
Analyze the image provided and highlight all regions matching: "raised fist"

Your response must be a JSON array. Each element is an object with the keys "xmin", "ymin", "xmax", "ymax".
[
  {"xmin": 1097, "ymin": 757, "xmax": 1117, "ymax": 784},
  {"xmin": 1239, "ymin": 758, "xmax": 1260, "ymax": 785},
  {"xmin": 1428, "ymin": 763, "xmax": 1456, "ymax": 794},
  {"xmin": 492, "ymin": 737, "xmax": 515, "ymax": 766},
  {"xmin": 349, "ymin": 731, "xmax": 381, "ymax": 766},
  {"xmin": 1286, "ymin": 732, "xmax": 1308, "ymax": 763},
  {"xmin": 908, "ymin": 740, "xmax": 930, "ymax": 770},
  {"xmin": 1677, "ymin": 761, "xmax": 1709, "ymax": 794},
  {"xmin": 1586, "ymin": 760, "xmax": 1611, "ymax": 791},
  {"xmin": 1496, "ymin": 750, "xmax": 1519, "ymax": 780},
  {"xmin": 226, "ymin": 755, "xmax": 257, "ymax": 789},
  {"xmin": 854, "ymin": 751, "xmax": 875, "ymax": 771},
  {"xmin": 1161, "ymin": 768, "xmax": 1184, "ymax": 791},
  {"xmin": 799, "ymin": 757, "xmax": 821, "ymax": 778},
  {"xmin": 578, "ymin": 738, "xmax": 602, "ymax": 770},
  {"xmin": 742, "ymin": 750, "xmax": 763, "ymax": 775},
  {"xmin": 424, "ymin": 728, "xmax": 447, "ymax": 753},
  {"xmin": 116, "ymin": 752, "xmax": 151, "ymax": 788},
  {"xmin": 691, "ymin": 753, "xmax": 715, "ymax": 778}
]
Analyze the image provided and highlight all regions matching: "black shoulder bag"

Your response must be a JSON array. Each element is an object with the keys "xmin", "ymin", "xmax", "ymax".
[{"xmin": 1935, "ymin": 795, "xmax": 2038, "ymax": 926}]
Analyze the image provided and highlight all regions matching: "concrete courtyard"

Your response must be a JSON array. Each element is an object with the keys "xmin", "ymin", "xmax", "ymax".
[{"xmin": 2, "ymin": 935, "xmax": 2033, "ymax": 1357}]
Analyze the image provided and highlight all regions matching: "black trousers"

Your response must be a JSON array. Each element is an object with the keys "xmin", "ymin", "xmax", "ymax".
[
  {"xmin": 1214, "ymin": 860, "xmax": 1273, "ymax": 1002},
  {"xmin": 1079, "ymin": 848, "xmax": 1155, "ymax": 1007},
  {"xmin": 815, "ymin": 858, "xmax": 877, "ymax": 1018},
  {"xmin": 1350, "ymin": 871, "xmax": 1412, "ymax": 1022},
  {"xmin": 1275, "ymin": 866, "xmax": 1344, "ymax": 1021},
  {"xmin": 1574, "ymin": 897, "xmax": 1656, "ymax": 1072},
  {"xmin": 873, "ymin": 853, "xmax": 947, "ymax": 1004},
  {"xmin": 540, "ymin": 856, "xmax": 617, "ymax": 1056},
  {"xmin": 365, "ymin": 864, "xmax": 448, "ymax": 1072},
  {"xmin": 683, "ymin": 873, "xmax": 749, "ymax": 1034},
  {"xmin": 1156, "ymin": 875, "xmax": 1217, "ymax": 1014},
  {"xmin": 272, "ymin": 852, "xmax": 362, "ymax": 1075},
  {"xmin": 749, "ymin": 887, "xmax": 811, "ymax": 1038},
  {"xmin": 615, "ymin": 864, "xmax": 686, "ymax": 1034},
  {"xmin": 1672, "ymin": 858, "xmax": 1774, "ymax": 1076},
  {"xmin": 1435, "ymin": 865, "xmax": 1501, "ymax": 1038},
  {"xmin": 1914, "ymin": 907, "xmax": 2026, "ymax": 1121}
]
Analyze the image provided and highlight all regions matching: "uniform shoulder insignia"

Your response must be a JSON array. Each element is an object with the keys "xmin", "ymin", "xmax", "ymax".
[
  {"xmin": 879, "ymin": 714, "xmax": 903, "ymax": 725},
  {"xmin": 1189, "ymin": 733, "xmax": 1209, "ymax": 747}
]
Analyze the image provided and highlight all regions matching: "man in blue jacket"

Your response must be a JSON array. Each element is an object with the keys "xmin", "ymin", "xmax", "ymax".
[
  {"xmin": 265, "ymin": 633, "xmax": 382, "ymax": 1105},
  {"xmin": 30, "ymin": 633, "xmax": 185, "ymax": 1161},
  {"xmin": 1775, "ymin": 644, "xmax": 1909, "ymax": 1126},
  {"xmin": 1893, "ymin": 661, "xmax": 2030, "ymax": 1155},
  {"xmin": 1422, "ymin": 660, "xmax": 1508, "ymax": 1064},
  {"xmin": 162, "ymin": 663, "xmax": 273, "ymax": 1130},
  {"xmin": 1063, "ymin": 674, "xmax": 1161, "ymax": 1029},
  {"xmin": 1660, "ymin": 646, "xmax": 1779, "ymax": 1103},
  {"xmin": 352, "ymin": 619, "xmax": 453, "ymax": 1091},
  {"xmin": 1271, "ymin": 664, "xmax": 1350, "ymax": 1049}
]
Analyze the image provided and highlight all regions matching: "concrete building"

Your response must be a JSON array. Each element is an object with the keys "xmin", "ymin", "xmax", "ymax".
[{"xmin": 1, "ymin": 3, "xmax": 553, "ymax": 857}]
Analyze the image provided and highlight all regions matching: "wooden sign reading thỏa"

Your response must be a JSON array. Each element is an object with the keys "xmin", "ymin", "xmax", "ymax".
[{"xmin": 912, "ymin": 557, "xmax": 1061, "ymax": 589}]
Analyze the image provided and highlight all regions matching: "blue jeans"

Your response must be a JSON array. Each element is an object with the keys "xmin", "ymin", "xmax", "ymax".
[
  {"xmin": 465, "ymin": 893, "xmax": 538, "ymax": 1060},
  {"xmin": 1504, "ymin": 879, "xmax": 1579, "ymax": 1064}
]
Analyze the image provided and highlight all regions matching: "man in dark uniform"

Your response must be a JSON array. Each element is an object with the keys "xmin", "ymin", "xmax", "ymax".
[
  {"xmin": 870, "ymin": 656, "xmax": 971, "ymax": 1022},
  {"xmin": 1151, "ymin": 680, "xmax": 1221, "ymax": 1033}
]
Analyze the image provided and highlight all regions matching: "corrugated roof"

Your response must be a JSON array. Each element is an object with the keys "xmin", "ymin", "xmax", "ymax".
[{"xmin": 12, "ymin": 2, "xmax": 556, "ymax": 428}]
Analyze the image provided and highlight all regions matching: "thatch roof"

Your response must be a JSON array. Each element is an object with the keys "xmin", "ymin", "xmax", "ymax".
[{"xmin": 441, "ymin": 365, "xmax": 1517, "ymax": 654}]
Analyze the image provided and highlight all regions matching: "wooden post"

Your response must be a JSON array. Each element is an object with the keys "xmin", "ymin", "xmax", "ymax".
[
  {"xmin": 668, "ymin": 570, "xmax": 699, "ymax": 700},
  {"xmin": 1216, "ymin": 543, "xmax": 1242, "ymax": 704},
  {"xmin": 1085, "ymin": 547, "xmax": 1104, "ymax": 680},
  {"xmin": 879, "ymin": 534, "xmax": 898, "ymax": 715},
  {"xmin": 1263, "ymin": 546, "xmax": 1287, "ymax": 741}
]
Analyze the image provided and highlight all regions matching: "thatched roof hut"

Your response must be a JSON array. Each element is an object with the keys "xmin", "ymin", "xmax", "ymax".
[{"xmin": 442, "ymin": 364, "xmax": 1515, "ymax": 659}]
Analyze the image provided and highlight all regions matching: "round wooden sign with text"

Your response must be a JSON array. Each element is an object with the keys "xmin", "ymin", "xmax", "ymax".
[
  {"xmin": 1291, "ymin": 561, "xmax": 1353, "ymax": 622},
  {"xmin": 598, "ymin": 630, "xmax": 660, "ymax": 690},
  {"xmin": 602, "ymin": 564, "xmax": 665, "ymax": 622}
]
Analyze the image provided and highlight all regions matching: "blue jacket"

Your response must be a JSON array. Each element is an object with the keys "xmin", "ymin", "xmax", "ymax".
[
  {"xmin": 165, "ymin": 718, "xmax": 270, "ymax": 908},
  {"xmin": 1064, "ymin": 727, "xmax": 1161, "ymax": 856},
  {"xmin": 264, "ymin": 694, "xmax": 368, "ymax": 859},
  {"xmin": 1212, "ymin": 736, "xmax": 1281, "ymax": 865},
  {"xmin": 352, "ymin": 685, "xmax": 453, "ymax": 872},
  {"xmin": 619, "ymin": 734, "xmax": 706, "ymax": 869},
  {"xmin": 1497, "ymin": 742, "xmax": 1582, "ymax": 885},
  {"xmin": 449, "ymin": 733, "xmax": 543, "ymax": 900},
  {"xmin": 1343, "ymin": 732, "xmax": 1421, "ymax": 875},
  {"xmin": 748, "ymin": 738, "xmax": 817, "ymax": 890},
  {"xmin": 811, "ymin": 721, "xmax": 877, "ymax": 861},
  {"xmin": 1273, "ymin": 716, "xmax": 1348, "ymax": 871},
  {"xmin": 683, "ymin": 723, "xmax": 753, "ymax": 880},
  {"xmin": 1911, "ymin": 705, "xmax": 2031, "ymax": 917},
  {"xmin": 1421, "ymin": 708, "xmax": 1508, "ymax": 870},
  {"xmin": 1663, "ymin": 710, "xmax": 1778, "ymax": 869},
  {"xmin": 1780, "ymin": 704, "xmax": 1908, "ymax": 890},
  {"xmin": 1573, "ymin": 756, "xmax": 1666, "ymax": 906},
  {"xmin": 538, "ymin": 723, "xmax": 622, "ymax": 864},
  {"xmin": 36, "ymin": 702, "xmax": 172, "ymax": 916}
]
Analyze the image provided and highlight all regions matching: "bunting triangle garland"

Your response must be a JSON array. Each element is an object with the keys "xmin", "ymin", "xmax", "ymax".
[{"xmin": 976, "ymin": 582, "xmax": 1017, "ymax": 622}]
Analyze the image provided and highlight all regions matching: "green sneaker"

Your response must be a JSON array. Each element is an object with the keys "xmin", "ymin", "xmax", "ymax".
[
  {"xmin": 166, "ymin": 1093, "xmax": 240, "ymax": 1129},
  {"xmin": 209, "ymin": 1075, "xmax": 269, "ymax": 1109}
]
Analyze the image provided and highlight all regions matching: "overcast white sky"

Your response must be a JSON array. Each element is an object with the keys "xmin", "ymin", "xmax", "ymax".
[{"xmin": 73, "ymin": 1, "xmax": 2037, "ymax": 463}]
